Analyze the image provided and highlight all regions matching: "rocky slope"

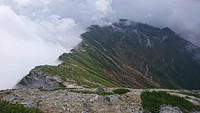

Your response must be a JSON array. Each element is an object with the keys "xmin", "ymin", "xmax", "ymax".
[
  {"xmin": 16, "ymin": 19, "xmax": 200, "ymax": 90},
  {"xmin": 1, "ymin": 88, "xmax": 200, "ymax": 113},
  {"xmin": 1, "ymin": 88, "xmax": 143, "ymax": 113}
]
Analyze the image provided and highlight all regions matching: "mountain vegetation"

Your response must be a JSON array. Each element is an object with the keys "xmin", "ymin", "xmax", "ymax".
[
  {"xmin": 0, "ymin": 100, "xmax": 42, "ymax": 113},
  {"xmin": 141, "ymin": 91, "xmax": 200, "ymax": 113},
  {"xmin": 17, "ymin": 19, "xmax": 200, "ymax": 90}
]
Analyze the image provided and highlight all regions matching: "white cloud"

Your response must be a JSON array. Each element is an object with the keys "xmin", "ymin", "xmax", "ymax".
[
  {"xmin": 0, "ymin": 35, "xmax": 67, "ymax": 89},
  {"xmin": 0, "ymin": 1, "xmax": 82, "ymax": 90},
  {"xmin": 95, "ymin": 0, "xmax": 113, "ymax": 17},
  {"xmin": 12, "ymin": 0, "xmax": 33, "ymax": 7},
  {"xmin": 0, "ymin": 0, "xmax": 115, "ymax": 89},
  {"xmin": 1, "ymin": 0, "xmax": 200, "ymax": 89},
  {"xmin": 11, "ymin": 0, "xmax": 53, "ymax": 7}
]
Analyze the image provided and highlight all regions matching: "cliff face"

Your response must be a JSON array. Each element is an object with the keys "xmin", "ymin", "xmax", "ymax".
[
  {"xmin": 15, "ymin": 67, "xmax": 64, "ymax": 90},
  {"xmin": 16, "ymin": 20, "xmax": 200, "ymax": 89},
  {"xmin": 15, "ymin": 66, "xmax": 80, "ymax": 90}
]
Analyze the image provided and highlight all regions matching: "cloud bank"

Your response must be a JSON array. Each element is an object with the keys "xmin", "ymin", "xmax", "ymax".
[
  {"xmin": 0, "ymin": 0, "xmax": 200, "ymax": 89},
  {"xmin": 0, "ymin": 1, "xmax": 80, "ymax": 89},
  {"xmin": 112, "ymin": 0, "xmax": 200, "ymax": 46}
]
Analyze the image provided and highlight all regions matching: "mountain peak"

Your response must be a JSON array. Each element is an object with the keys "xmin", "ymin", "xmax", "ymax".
[
  {"xmin": 162, "ymin": 27, "xmax": 175, "ymax": 35},
  {"xmin": 16, "ymin": 20, "xmax": 200, "ymax": 90}
]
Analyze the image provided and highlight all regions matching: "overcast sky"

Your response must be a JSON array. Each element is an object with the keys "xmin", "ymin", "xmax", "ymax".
[{"xmin": 0, "ymin": 0, "xmax": 200, "ymax": 90}]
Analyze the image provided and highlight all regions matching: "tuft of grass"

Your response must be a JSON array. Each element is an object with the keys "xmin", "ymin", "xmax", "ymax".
[
  {"xmin": 0, "ymin": 100, "xmax": 42, "ymax": 113},
  {"xmin": 69, "ymin": 90, "xmax": 113, "ymax": 95},
  {"xmin": 113, "ymin": 88, "xmax": 130, "ymax": 95},
  {"xmin": 141, "ymin": 91, "xmax": 200, "ymax": 113}
]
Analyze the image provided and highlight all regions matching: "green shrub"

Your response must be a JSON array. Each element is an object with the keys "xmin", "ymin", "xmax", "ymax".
[
  {"xmin": 70, "ymin": 90, "xmax": 113, "ymax": 95},
  {"xmin": 0, "ymin": 100, "xmax": 42, "ymax": 113},
  {"xmin": 113, "ymin": 88, "xmax": 130, "ymax": 95},
  {"xmin": 141, "ymin": 91, "xmax": 200, "ymax": 113}
]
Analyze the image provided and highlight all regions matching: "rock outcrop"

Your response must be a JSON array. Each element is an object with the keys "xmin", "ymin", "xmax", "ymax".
[
  {"xmin": 15, "ymin": 67, "xmax": 80, "ymax": 90},
  {"xmin": 160, "ymin": 105, "xmax": 183, "ymax": 113},
  {"xmin": 15, "ymin": 67, "xmax": 65, "ymax": 90}
]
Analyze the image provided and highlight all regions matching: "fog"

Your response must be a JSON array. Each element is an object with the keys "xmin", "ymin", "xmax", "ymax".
[
  {"xmin": 0, "ymin": 0, "xmax": 200, "ymax": 90},
  {"xmin": 112, "ymin": 0, "xmax": 200, "ymax": 46}
]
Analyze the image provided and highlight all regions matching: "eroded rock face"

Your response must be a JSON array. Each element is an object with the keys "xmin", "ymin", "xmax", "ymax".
[
  {"xmin": 159, "ymin": 105, "xmax": 183, "ymax": 113},
  {"xmin": 15, "ymin": 67, "xmax": 65, "ymax": 90}
]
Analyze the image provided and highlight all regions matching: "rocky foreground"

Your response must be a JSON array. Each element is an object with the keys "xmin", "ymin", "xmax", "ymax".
[{"xmin": 0, "ymin": 88, "xmax": 200, "ymax": 113}]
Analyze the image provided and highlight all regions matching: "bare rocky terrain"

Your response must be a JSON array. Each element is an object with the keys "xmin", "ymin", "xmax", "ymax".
[
  {"xmin": 1, "ymin": 88, "xmax": 200, "ymax": 113},
  {"xmin": 0, "ymin": 88, "xmax": 143, "ymax": 113}
]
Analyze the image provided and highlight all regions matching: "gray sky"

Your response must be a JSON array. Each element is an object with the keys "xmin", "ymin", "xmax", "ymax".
[{"xmin": 0, "ymin": 0, "xmax": 200, "ymax": 89}]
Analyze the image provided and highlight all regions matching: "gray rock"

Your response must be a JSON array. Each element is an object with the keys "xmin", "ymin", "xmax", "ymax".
[
  {"xmin": 185, "ymin": 96, "xmax": 200, "ymax": 106},
  {"xmin": 104, "ymin": 96, "xmax": 110, "ymax": 102},
  {"xmin": 14, "ymin": 67, "xmax": 65, "ymax": 90},
  {"xmin": 160, "ymin": 105, "xmax": 183, "ymax": 113},
  {"xmin": 104, "ymin": 96, "xmax": 111, "ymax": 106},
  {"xmin": 82, "ymin": 111, "xmax": 88, "ymax": 113},
  {"xmin": 95, "ymin": 87, "xmax": 104, "ymax": 92}
]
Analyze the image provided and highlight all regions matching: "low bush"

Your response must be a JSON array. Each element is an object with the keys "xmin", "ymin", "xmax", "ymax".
[
  {"xmin": 141, "ymin": 91, "xmax": 200, "ymax": 113},
  {"xmin": 113, "ymin": 88, "xmax": 130, "ymax": 95},
  {"xmin": 0, "ymin": 100, "xmax": 42, "ymax": 113}
]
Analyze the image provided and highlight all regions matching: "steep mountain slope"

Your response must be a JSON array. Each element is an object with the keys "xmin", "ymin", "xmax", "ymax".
[{"xmin": 16, "ymin": 19, "xmax": 200, "ymax": 89}]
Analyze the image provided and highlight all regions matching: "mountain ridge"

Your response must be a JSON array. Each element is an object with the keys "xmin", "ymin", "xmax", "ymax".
[{"xmin": 16, "ymin": 19, "xmax": 200, "ymax": 90}]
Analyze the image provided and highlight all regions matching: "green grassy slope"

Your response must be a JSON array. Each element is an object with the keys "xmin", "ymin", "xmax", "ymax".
[
  {"xmin": 18, "ymin": 20, "xmax": 200, "ymax": 89},
  {"xmin": 39, "ymin": 37, "xmax": 159, "ymax": 88}
]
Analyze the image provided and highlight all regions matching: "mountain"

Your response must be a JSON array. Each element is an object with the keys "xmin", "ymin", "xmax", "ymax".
[{"xmin": 16, "ymin": 19, "xmax": 200, "ymax": 90}]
